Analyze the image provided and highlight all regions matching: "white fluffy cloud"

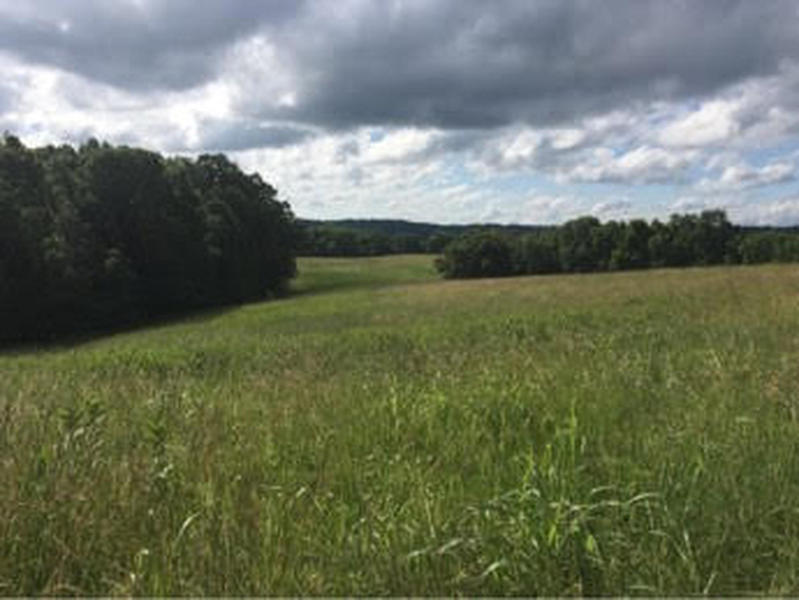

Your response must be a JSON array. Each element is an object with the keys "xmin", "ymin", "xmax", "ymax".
[
  {"xmin": 660, "ymin": 100, "xmax": 741, "ymax": 147},
  {"xmin": 557, "ymin": 146, "xmax": 697, "ymax": 184},
  {"xmin": 735, "ymin": 196, "xmax": 799, "ymax": 225},
  {"xmin": 659, "ymin": 61, "xmax": 799, "ymax": 150},
  {"xmin": 697, "ymin": 160, "xmax": 796, "ymax": 192}
]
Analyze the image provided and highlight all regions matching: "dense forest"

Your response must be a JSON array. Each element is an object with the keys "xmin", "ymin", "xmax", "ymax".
[
  {"xmin": 297, "ymin": 219, "xmax": 547, "ymax": 256},
  {"xmin": 0, "ymin": 135, "xmax": 296, "ymax": 342},
  {"xmin": 435, "ymin": 211, "xmax": 799, "ymax": 278}
]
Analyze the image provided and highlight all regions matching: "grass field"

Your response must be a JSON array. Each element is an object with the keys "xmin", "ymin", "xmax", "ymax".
[{"xmin": 3, "ymin": 255, "xmax": 799, "ymax": 595}]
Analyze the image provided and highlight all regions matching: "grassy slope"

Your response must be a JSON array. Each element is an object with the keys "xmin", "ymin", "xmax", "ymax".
[{"xmin": 2, "ymin": 255, "xmax": 799, "ymax": 595}]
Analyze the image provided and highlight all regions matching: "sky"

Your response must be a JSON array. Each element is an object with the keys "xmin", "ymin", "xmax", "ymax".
[{"xmin": 3, "ymin": 1, "xmax": 799, "ymax": 225}]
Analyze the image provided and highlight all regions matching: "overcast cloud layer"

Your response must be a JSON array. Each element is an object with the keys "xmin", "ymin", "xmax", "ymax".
[{"xmin": 3, "ymin": 0, "xmax": 799, "ymax": 224}]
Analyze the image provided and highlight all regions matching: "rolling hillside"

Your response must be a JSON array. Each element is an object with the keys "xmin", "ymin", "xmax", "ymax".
[{"xmin": 2, "ymin": 256, "xmax": 799, "ymax": 595}]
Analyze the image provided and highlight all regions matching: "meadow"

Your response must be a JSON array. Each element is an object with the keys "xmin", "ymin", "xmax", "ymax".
[{"xmin": 2, "ymin": 254, "xmax": 799, "ymax": 595}]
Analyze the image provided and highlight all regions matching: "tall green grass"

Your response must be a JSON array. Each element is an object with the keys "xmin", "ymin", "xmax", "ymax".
[{"xmin": 2, "ymin": 255, "xmax": 799, "ymax": 595}]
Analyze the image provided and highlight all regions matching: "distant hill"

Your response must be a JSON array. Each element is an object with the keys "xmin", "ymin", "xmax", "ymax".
[
  {"xmin": 299, "ymin": 218, "xmax": 799, "ymax": 237},
  {"xmin": 297, "ymin": 218, "xmax": 550, "ymax": 237},
  {"xmin": 295, "ymin": 218, "xmax": 553, "ymax": 256}
]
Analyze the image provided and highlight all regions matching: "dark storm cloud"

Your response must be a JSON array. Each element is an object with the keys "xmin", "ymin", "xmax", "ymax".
[
  {"xmin": 3, "ymin": 0, "xmax": 799, "ymax": 130},
  {"xmin": 267, "ymin": 0, "xmax": 799, "ymax": 129},
  {"xmin": 198, "ymin": 120, "xmax": 315, "ymax": 152},
  {"xmin": 0, "ymin": 0, "xmax": 301, "ymax": 91}
]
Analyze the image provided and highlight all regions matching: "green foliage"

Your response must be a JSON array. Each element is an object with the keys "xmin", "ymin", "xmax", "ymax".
[
  {"xmin": 2, "ymin": 256, "xmax": 799, "ymax": 594},
  {"xmin": 0, "ymin": 135, "xmax": 296, "ymax": 342},
  {"xmin": 557, "ymin": 216, "xmax": 604, "ymax": 272},
  {"xmin": 296, "ymin": 219, "xmax": 543, "ymax": 257},
  {"xmin": 738, "ymin": 230, "xmax": 799, "ymax": 264},
  {"xmin": 297, "ymin": 225, "xmax": 433, "ymax": 257},
  {"xmin": 435, "ymin": 231, "xmax": 515, "ymax": 278},
  {"xmin": 298, "ymin": 226, "xmax": 394, "ymax": 257},
  {"xmin": 511, "ymin": 232, "xmax": 559, "ymax": 274},
  {"xmin": 439, "ymin": 209, "xmax": 799, "ymax": 279}
]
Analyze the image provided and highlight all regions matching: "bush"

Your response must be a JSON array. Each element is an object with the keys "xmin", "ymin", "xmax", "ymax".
[{"xmin": 435, "ymin": 231, "xmax": 514, "ymax": 278}]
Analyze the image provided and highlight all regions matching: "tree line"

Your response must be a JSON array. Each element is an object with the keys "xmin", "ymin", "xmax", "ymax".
[
  {"xmin": 297, "ymin": 219, "xmax": 547, "ymax": 257},
  {"xmin": 435, "ymin": 211, "xmax": 799, "ymax": 278},
  {"xmin": 297, "ymin": 225, "xmax": 453, "ymax": 256},
  {"xmin": 0, "ymin": 135, "xmax": 296, "ymax": 343}
]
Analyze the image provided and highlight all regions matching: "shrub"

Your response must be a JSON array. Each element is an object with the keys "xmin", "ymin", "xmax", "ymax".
[{"xmin": 435, "ymin": 231, "xmax": 514, "ymax": 278}]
